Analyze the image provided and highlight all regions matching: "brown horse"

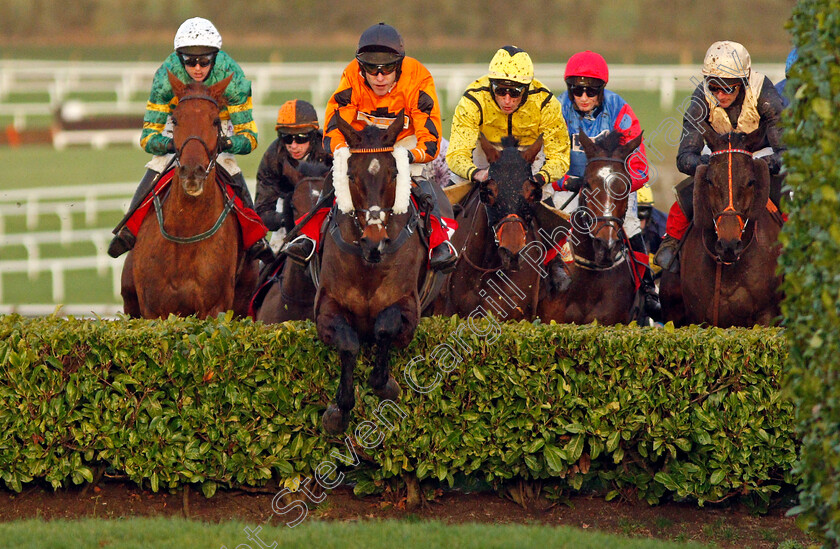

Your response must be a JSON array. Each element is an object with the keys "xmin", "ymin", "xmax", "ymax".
[
  {"xmin": 254, "ymin": 161, "xmax": 327, "ymax": 323},
  {"xmin": 537, "ymin": 131, "xmax": 642, "ymax": 325},
  {"xmin": 121, "ymin": 71, "xmax": 258, "ymax": 318},
  {"xmin": 316, "ymin": 111, "xmax": 430, "ymax": 434},
  {"xmin": 660, "ymin": 124, "xmax": 783, "ymax": 327},
  {"xmin": 431, "ymin": 135, "xmax": 546, "ymax": 321}
]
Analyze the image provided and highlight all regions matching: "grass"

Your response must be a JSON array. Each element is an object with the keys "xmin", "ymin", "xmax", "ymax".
[{"xmin": 0, "ymin": 517, "xmax": 714, "ymax": 549}]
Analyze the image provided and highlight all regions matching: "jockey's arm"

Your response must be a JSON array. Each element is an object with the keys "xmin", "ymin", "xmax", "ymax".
[
  {"xmin": 614, "ymin": 102, "xmax": 649, "ymax": 191},
  {"xmin": 537, "ymin": 96, "xmax": 571, "ymax": 184},
  {"xmin": 676, "ymin": 86, "xmax": 710, "ymax": 176},
  {"xmin": 223, "ymin": 82, "xmax": 258, "ymax": 155},
  {"xmin": 405, "ymin": 71, "xmax": 443, "ymax": 164},
  {"xmin": 446, "ymin": 95, "xmax": 483, "ymax": 182}
]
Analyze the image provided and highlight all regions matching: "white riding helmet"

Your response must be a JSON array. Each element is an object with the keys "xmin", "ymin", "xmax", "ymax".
[
  {"xmin": 174, "ymin": 17, "xmax": 222, "ymax": 54},
  {"xmin": 702, "ymin": 41, "xmax": 751, "ymax": 80}
]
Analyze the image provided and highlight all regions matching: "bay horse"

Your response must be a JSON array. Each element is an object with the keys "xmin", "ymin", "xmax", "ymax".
[
  {"xmin": 431, "ymin": 135, "xmax": 546, "ymax": 321},
  {"xmin": 121, "ymin": 71, "xmax": 258, "ymax": 319},
  {"xmin": 659, "ymin": 123, "xmax": 783, "ymax": 327},
  {"xmin": 316, "ymin": 111, "xmax": 431, "ymax": 434},
  {"xmin": 254, "ymin": 161, "xmax": 327, "ymax": 323},
  {"xmin": 537, "ymin": 131, "xmax": 642, "ymax": 325}
]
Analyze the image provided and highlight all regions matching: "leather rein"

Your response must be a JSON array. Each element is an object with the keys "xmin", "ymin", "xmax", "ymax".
[{"xmin": 153, "ymin": 93, "xmax": 235, "ymax": 244}]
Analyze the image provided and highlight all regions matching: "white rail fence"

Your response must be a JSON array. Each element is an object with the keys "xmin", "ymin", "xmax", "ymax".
[
  {"xmin": 1, "ymin": 60, "xmax": 785, "ymax": 132},
  {"xmin": 0, "ymin": 183, "xmax": 136, "ymax": 308}
]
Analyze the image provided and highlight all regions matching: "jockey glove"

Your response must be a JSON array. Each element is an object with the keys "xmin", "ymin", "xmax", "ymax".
[
  {"xmin": 262, "ymin": 210, "xmax": 283, "ymax": 232},
  {"xmin": 529, "ymin": 173, "xmax": 546, "ymax": 187},
  {"xmin": 560, "ymin": 175, "xmax": 584, "ymax": 193},
  {"xmin": 699, "ymin": 154, "xmax": 710, "ymax": 165},
  {"xmin": 165, "ymin": 139, "xmax": 176, "ymax": 154},
  {"xmin": 763, "ymin": 155, "xmax": 782, "ymax": 175},
  {"xmin": 220, "ymin": 136, "xmax": 234, "ymax": 152}
]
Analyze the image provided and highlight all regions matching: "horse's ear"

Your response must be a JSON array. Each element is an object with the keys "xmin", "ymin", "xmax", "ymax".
[
  {"xmin": 282, "ymin": 159, "xmax": 301, "ymax": 185},
  {"xmin": 617, "ymin": 132, "xmax": 643, "ymax": 161},
  {"xmin": 382, "ymin": 109, "xmax": 404, "ymax": 147},
  {"xmin": 578, "ymin": 130, "xmax": 598, "ymax": 158},
  {"xmin": 334, "ymin": 110, "xmax": 363, "ymax": 149},
  {"xmin": 742, "ymin": 126, "xmax": 767, "ymax": 152},
  {"xmin": 522, "ymin": 134, "xmax": 544, "ymax": 165},
  {"xmin": 479, "ymin": 133, "xmax": 500, "ymax": 164},
  {"xmin": 699, "ymin": 120, "xmax": 726, "ymax": 151},
  {"xmin": 208, "ymin": 73, "xmax": 233, "ymax": 103},
  {"xmin": 167, "ymin": 70, "xmax": 186, "ymax": 98}
]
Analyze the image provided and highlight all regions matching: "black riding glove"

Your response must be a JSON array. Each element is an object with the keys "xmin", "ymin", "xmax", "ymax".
[
  {"xmin": 529, "ymin": 173, "xmax": 546, "ymax": 187},
  {"xmin": 563, "ymin": 175, "xmax": 584, "ymax": 193},
  {"xmin": 262, "ymin": 210, "xmax": 283, "ymax": 232},
  {"xmin": 220, "ymin": 136, "xmax": 234, "ymax": 152},
  {"xmin": 699, "ymin": 154, "xmax": 711, "ymax": 165},
  {"xmin": 762, "ymin": 154, "xmax": 782, "ymax": 175}
]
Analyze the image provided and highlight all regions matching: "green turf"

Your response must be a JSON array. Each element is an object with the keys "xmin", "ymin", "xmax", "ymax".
[{"xmin": 0, "ymin": 517, "xmax": 712, "ymax": 549}]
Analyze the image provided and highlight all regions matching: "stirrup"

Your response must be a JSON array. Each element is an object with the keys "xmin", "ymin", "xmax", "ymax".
[
  {"xmin": 430, "ymin": 241, "xmax": 458, "ymax": 273},
  {"xmin": 282, "ymin": 235, "xmax": 317, "ymax": 266}
]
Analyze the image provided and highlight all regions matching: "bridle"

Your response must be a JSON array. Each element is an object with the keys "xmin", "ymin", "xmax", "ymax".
[
  {"xmin": 328, "ymin": 146, "xmax": 420, "ymax": 257},
  {"xmin": 582, "ymin": 156, "xmax": 628, "ymax": 240},
  {"xmin": 703, "ymin": 139, "xmax": 755, "ymax": 264},
  {"xmin": 153, "ymin": 92, "xmax": 234, "ymax": 244}
]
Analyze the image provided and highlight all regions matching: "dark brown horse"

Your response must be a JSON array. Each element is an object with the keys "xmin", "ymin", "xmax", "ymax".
[
  {"xmin": 254, "ymin": 161, "xmax": 327, "ymax": 323},
  {"xmin": 316, "ymin": 111, "xmax": 430, "ymax": 434},
  {"xmin": 431, "ymin": 135, "xmax": 546, "ymax": 321},
  {"xmin": 121, "ymin": 71, "xmax": 258, "ymax": 318},
  {"xmin": 660, "ymin": 123, "xmax": 783, "ymax": 326},
  {"xmin": 537, "ymin": 131, "xmax": 642, "ymax": 325}
]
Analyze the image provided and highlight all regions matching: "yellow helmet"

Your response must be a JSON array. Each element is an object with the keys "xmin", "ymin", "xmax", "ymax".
[
  {"xmin": 488, "ymin": 46, "xmax": 533, "ymax": 85},
  {"xmin": 636, "ymin": 185, "xmax": 654, "ymax": 206}
]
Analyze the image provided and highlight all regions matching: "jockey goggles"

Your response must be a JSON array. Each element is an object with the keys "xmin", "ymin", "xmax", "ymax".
[
  {"xmin": 281, "ymin": 132, "xmax": 312, "ymax": 145},
  {"xmin": 360, "ymin": 60, "xmax": 399, "ymax": 76},
  {"xmin": 707, "ymin": 82, "xmax": 741, "ymax": 95},
  {"xmin": 491, "ymin": 81, "xmax": 527, "ymax": 98},
  {"xmin": 180, "ymin": 53, "xmax": 215, "ymax": 68},
  {"xmin": 570, "ymin": 84, "xmax": 603, "ymax": 98}
]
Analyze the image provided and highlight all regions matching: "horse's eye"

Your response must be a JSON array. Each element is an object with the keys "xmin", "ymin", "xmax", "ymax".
[
  {"xmin": 213, "ymin": 118, "xmax": 221, "ymax": 128},
  {"xmin": 747, "ymin": 179, "xmax": 755, "ymax": 188},
  {"xmin": 171, "ymin": 117, "xmax": 178, "ymax": 126}
]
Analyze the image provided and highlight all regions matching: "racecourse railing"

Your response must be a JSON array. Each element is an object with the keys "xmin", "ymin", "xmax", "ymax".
[{"xmin": 0, "ymin": 60, "xmax": 786, "ymax": 131}]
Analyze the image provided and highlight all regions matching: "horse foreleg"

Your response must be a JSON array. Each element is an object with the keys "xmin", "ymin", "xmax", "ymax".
[
  {"xmin": 233, "ymin": 258, "xmax": 260, "ymax": 318},
  {"xmin": 369, "ymin": 305, "xmax": 405, "ymax": 401},
  {"xmin": 319, "ymin": 312, "xmax": 359, "ymax": 435},
  {"xmin": 120, "ymin": 253, "xmax": 141, "ymax": 318}
]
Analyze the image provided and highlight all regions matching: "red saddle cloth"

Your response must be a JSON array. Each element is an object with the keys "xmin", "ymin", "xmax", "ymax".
[{"xmin": 125, "ymin": 170, "xmax": 267, "ymax": 248}]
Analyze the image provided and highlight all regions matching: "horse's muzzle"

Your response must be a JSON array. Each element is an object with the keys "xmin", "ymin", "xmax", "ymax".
[
  {"xmin": 360, "ymin": 236, "xmax": 389, "ymax": 264},
  {"xmin": 178, "ymin": 165, "xmax": 207, "ymax": 196},
  {"xmin": 593, "ymin": 236, "xmax": 620, "ymax": 267},
  {"xmin": 715, "ymin": 238, "xmax": 744, "ymax": 263}
]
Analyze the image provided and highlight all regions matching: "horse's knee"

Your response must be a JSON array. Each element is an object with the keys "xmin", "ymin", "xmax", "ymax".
[
  {"xmin": 374, "ymin": 305, "xmax": 404, "ymax": 340},
  {"xmin": 333, "ymin": 317, "xmax": 360, "ymax": 355}
]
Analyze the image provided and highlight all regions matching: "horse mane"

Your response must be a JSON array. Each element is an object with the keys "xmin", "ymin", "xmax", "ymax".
[
  {"xmin": 500, "ymin": 135, "xmax": 520, "ymax": 149},
  {"xmin": 181, "ymin": 79, "xmax": 229, "ymax": 108}
]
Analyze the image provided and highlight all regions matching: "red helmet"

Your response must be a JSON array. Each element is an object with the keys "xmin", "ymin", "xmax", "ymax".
[{"xmin": 564, "ymin": 51, "xmax": 609, "ymax": 85}]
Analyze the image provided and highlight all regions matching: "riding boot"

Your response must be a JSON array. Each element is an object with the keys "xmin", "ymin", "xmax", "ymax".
[
  {"xmin": 227, "ymin": 171, "xmax": 275, "ymax": 263},
  {"xmin": 630, "ymin": 234, "xmax": 662, "ymax": 321},
  {"xmin": 281, "ymin": 185, "xmax": 335, "ymax": 266},
  {"xmin": 411, "ymin": 177, "xmax": 458, "ymax": 273},
  {"xmin": 654, "ymin": 235, "xmax": 681, "ymax": 273},
  {"xmin": 107, "ymin": 168, "xmax": 160, "ymax": 258}
]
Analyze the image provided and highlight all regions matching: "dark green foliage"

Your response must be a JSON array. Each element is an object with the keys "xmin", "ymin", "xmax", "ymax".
[
  {"xmin": 781, "ymin": 1, "xmax": 840, "ymax": 545},
  {"xmin": 0, "ymin": 314, "xmax": 794, "ymax": 506}
]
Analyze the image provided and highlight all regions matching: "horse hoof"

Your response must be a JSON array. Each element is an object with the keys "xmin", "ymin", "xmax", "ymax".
[
  {"xmin": 373, "ymin": 376, "xmax": 401, "ymax": 401},
  {"xmin": 322, "ymin": 405, "xmax": 351, "ymax": 435}
]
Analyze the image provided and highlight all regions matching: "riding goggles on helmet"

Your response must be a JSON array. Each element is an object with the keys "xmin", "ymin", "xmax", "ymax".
[
  {"xmin": 281, "ymin": 132, "xmax": 312, "ymax": 145},
  {"xmin": 491, "ymin": 81, "xmax": 526, "ymax": 98},
  {"xmin": 570, "ymin": 85, "xmax": 603, "ymax": 98},
  {"xmin": 706, "ymin": 82, "xmax": 741, "ymax": 95},
  {"xmin": 181, "ymin": 53, "xmax": 215, "ymax": 68},
  {"xmin": 360, "ymin": 61, "xmax": 399, "ymax": 76}
]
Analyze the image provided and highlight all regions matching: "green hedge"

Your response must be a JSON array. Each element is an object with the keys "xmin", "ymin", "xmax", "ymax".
[
  {"xmin": 781, "ymin": 1, "xmax": 840, "ymax": 545},
  {"xmin": 0, "ymin": 314, "xmax": 795, "ymax": 506}
]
